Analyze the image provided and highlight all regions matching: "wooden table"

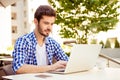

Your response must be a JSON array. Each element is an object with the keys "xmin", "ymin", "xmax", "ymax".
[{"xmin": 2, "ymin": 68, "xmax": 120, "ymax": 80}]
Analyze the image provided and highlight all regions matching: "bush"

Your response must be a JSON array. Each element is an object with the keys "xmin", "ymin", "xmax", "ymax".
[
  {"xmin": 104, "ymin": 39, "xmax": 111, "ymax": 48},
  {"xmin": 99, "ymin": 40, "xmax": 104, "ymax": 48},
  {"xmin": 114, "ymin": 39, "xmax": 120, "ymax": 48}
]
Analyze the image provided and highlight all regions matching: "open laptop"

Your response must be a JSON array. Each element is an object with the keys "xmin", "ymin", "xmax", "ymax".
[{"xmin": 50, "ymin": 44, "xmax": 102, "ymax": 74}]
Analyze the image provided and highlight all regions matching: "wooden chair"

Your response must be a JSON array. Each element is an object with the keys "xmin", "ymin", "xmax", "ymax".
[{"xmin": 0, "ymin": 64, "xmax": 15, "ymax": 80}]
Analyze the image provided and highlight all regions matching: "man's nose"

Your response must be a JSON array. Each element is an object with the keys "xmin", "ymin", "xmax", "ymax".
[{"xmin": 48, "ymin": 24, "xmax": 52, "ymax": 29}]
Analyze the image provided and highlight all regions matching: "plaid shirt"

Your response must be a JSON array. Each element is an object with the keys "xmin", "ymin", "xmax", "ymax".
[{"xmin": 12, "ymin": 32, "xmax": 68, "ymax": 72}]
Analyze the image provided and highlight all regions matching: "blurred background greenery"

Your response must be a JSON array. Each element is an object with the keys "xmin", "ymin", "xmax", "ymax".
[{"xmin": 48, "ymin": 0, "xmax": 120, "ymax": 44}]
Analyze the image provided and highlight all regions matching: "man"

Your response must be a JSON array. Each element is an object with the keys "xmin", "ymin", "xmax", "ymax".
[{"xmin": 12, "ymin": 5, "xmax": 68, "ymax": 74}]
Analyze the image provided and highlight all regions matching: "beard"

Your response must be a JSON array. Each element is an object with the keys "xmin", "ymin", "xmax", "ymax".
[{"xmin": 37, "ymin": 24, "xmax": 51, "ymax": 37}]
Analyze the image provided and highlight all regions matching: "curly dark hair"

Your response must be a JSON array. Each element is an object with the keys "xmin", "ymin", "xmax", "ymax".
[{"xmin": 34, "ymin": 5, "xmax": 56, "ymax": 22}]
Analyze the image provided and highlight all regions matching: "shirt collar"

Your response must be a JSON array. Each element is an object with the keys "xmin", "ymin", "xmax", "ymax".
[
  {"xmin": 32, "ymin": 32, "xmax": 50, "ymax": 46},
  {"xmin": 31, "ymin": 32, "xmax": 37, "ymax": 45},
  {"xmin": 45, "ymin": 37, "xmax": 51, "ymax": 45}
]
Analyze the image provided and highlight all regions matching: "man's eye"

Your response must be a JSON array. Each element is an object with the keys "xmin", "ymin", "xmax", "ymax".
[
  {"xmin": 51, "ymin": 23, "xmax": 54, "ymax": 26},
  {"xmin": 44, "ymin": 22, "xmax": 49, "ymax": 24}
]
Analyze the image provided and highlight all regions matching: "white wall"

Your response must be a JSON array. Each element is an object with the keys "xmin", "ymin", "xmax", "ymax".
[{"xmin": 0, "ymin": 6, "xmax": 12, "ymax": 53}]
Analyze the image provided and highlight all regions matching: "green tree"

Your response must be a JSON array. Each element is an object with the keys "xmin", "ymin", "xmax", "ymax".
[
  {"xmin": 114, "ymin": 38, "xmax": 120, "ymax": 48},
  {"xmin": 104, "ymin": 39, "xmax": 111, "ymax": 48},
  {"xmin": 90, "ymin": 39, "xmax": 97, "ymax": 44},
  {"xmin": 99, "ymin": 40, "xmax": 104, "ymax": 48},
  {"xmin": 48, "ymin": 0, "xmax": 120, "ymax": 44}
]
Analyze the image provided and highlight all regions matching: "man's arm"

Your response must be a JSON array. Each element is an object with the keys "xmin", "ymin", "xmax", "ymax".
[
  {"xmin": 16, "ymin": 60, "xmax": 67, "ymax": 74},
  {"xmin": 54, "ymin": 43, "xmax": 69, "ymax": 61}
]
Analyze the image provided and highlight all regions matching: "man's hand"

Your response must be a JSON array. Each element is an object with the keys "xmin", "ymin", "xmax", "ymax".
[
  {"xmin": 16, "ymin": 61, "xmax": 67, "ymax": 73},
  {"xmin": 50, "ymin": 60, "xmax": 67, "ymax": 71}
]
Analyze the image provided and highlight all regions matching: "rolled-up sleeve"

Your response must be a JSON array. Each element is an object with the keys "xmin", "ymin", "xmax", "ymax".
[
  {"xmin": 46, "ymin": 38, "xmax": 69, "ymax": 61},
  {"xmin": 54, "ymin": 43, "xmax": 69, "ymax": 61}
]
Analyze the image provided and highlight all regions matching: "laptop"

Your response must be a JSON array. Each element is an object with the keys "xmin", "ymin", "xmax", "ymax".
[{"xmin": 50, "ymin": 44, "xmax": 102, "ymax": 74}]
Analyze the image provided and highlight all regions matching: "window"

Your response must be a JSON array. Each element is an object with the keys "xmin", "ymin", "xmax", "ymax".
[
  {"xmin": 12, "ymin": 26, "xmax": 17, "ymax": 33},
  {"xmin": 24, "ymin": 21, "xmax": 27, "ymax": 28},
  {"xmin": 11, "ymin": 3, "xmax": 16, "ymax": 6},
  {"xmin": 24, "ymin": 10, "xmax": 26, "ymax": 17},
  {"xmin": 11, "ymin": 12, "xmax": 17, "ymax": 20},
  {"xmin": 24, "ymin": 0, "xmax": 26, "ymax": 6}
]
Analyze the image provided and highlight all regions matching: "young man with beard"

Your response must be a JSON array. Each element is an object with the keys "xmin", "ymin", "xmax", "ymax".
[{"xmin": 12, "ymin": 5, "xmax": 68, "ymax": 74}]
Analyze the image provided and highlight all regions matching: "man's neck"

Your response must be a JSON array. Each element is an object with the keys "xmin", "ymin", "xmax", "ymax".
[{"xmin": 34, "ymin": 30, "xmax": 45, "ymax": 46}]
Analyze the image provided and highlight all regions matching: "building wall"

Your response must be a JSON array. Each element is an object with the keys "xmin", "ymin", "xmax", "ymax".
[
  {"xmin": 11, "ymin": 0, "xmax": 49, "ymax": 44},
  {"xmin": 0, "ymin": 6, "xmax": 11, "ymax": 53},
  {"xmin": 11, "ymin": 0, "xmax": 29, "ymax": 44}
]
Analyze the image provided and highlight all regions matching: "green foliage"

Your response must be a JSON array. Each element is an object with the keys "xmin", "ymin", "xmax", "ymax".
[
  {"xmin": 90, "ymin": 39, "xmax": 97, "ymax": 44},
  {"xmin": 114, "ymin": 39, "xmax": 120, "ymax": 48},
  {"xmin": 65, "ymin": 52, "xmax": 71, "ymax": 57},
  {"xmin": 104, "ymin": 39, "xmax": 111, "ymax": 48},
  {"xmin": 99, "ymin": 40, "xmax": 104, "ymax": 48},
  {"xmin": 0, "ymin": 53, "xmax": 11, "ymax": 57},
  {"xmin": 48, "ymin": 0, "xmax": 120, "ymax": 44},
  {"xmin": 61, "ymin": 44, "xmax": 72, "ymax": 56}
]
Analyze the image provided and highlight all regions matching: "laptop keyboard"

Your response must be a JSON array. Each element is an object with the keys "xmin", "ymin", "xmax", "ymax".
[{"xmin": 56, "ymin": 69, "xmax": 65, "ymax": 72}]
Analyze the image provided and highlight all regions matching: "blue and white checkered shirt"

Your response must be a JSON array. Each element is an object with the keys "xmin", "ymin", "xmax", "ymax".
[{"xmin": 12, "ymin": 32, "xmax": 68, "ymax": 72}]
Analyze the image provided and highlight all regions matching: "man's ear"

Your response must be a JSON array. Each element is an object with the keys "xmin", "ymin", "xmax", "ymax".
[{"xmin": 34, "ymin": 18, "xmax": 38, "ymax": 25}]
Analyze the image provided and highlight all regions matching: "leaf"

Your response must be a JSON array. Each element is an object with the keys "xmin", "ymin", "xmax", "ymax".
[{"xmin": 48, "ymin": 0, "xmax": 120, "ymax": 44}]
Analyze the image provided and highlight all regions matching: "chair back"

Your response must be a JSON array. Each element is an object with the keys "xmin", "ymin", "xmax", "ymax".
[{"xmin": 2, "ymin": 64, "xmax": 14, "ymax": 75}]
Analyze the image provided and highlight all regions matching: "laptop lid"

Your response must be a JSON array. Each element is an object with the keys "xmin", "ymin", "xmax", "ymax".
[{"xmin": 51, "ymin": 44, "xmax": 102, "ymax": 74}]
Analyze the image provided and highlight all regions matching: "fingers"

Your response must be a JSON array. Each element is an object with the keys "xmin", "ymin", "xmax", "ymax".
[
  {"xmin": 57, "ymin": 61, "xmax": 67, "ymax": 67},
  {"xmin": 57, "ymin": 64, "xmax": 65, "ymax": 69},
  {"xmin": 50, "ymin": 60, "xmax": 67, "ymax": 71}
]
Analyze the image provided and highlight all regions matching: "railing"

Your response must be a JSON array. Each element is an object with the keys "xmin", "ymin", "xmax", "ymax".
[
  {"xmin": 99, "ymin": 54, "xmax": 120, "ymax": 67},
  {"xmin": 63, "ymin": 40, "xmax": 120, "ymax": 67}
]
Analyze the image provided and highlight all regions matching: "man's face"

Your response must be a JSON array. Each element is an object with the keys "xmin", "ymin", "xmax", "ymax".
[{"xmin": 37, "ymin": 16, "xmax": 55, "ymax": 37}]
